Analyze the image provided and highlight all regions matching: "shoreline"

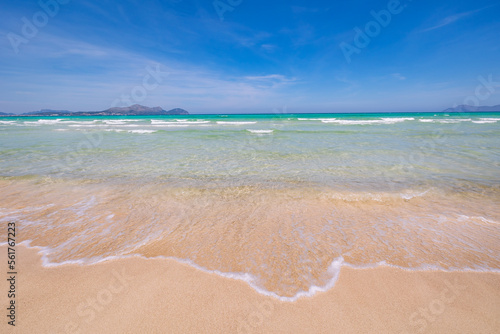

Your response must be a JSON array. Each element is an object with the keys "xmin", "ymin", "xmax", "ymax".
[
  {"xmin": 2, "ymin": 245, "xmax": 499, "ymax": 333},
  {"xmin": 7, "ymin": 241, "xmax": 500, "ymax": 302}
]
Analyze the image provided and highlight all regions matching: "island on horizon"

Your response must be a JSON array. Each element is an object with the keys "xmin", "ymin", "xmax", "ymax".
[
  {"xmin": 1, "ymin": 104, "xmax": 499, "ymax": 117},
  {"xmin": 0, "ymin": 104, "xmax": 189, "ymax": 117}
]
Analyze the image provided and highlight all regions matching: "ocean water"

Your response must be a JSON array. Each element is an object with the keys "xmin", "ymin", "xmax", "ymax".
[{"xmin": 1, "ymin": 112, "xmax": 499, "ymax": 300}]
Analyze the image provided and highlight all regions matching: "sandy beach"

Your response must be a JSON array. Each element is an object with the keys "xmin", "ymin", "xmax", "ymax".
[
  {"xmin": 2, "ymin": 245, "xmax": 499, "ymax": 333},
  {"xmin": 2, "ymin": 0, "xmax": 500, "ymax": 331}
]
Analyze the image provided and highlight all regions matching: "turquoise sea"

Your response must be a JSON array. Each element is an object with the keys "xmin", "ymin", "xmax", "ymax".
[
  {"xmin": 1, "ymin": 112, "xmax": 499, "ymax": 299},
  {"xmin": 1, "ymin": 112, "xmax": 499, "ymax": 190}
]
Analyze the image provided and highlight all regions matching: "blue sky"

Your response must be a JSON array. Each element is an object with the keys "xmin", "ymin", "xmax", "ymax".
[{"xmin": 1, "ymin": 0, "xmax": 499, "ymax": 114}]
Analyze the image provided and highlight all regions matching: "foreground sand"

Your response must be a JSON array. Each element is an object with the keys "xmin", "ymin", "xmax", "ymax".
[{"xmin": 1, "ymin": 245, "xmax": 499, "ymax": 333}]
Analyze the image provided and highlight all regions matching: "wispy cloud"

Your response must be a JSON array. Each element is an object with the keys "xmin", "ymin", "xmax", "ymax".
[
  {"xmin": 421, "ymin": 7, "xmax": 487, "ymax": 32},
  {"xmin": 244, "ymin": 74, "xmax": 294, "ymax": 82},
  {"xmin": 1, "ymin": 0, "xmax": 499, "ymax": 113},
  {"xmin": 243, "ymin": 74, "xmax": 297, "ymax": 88},
  {"xmin": 392, "ymin": 73, "xmax": 406, "ymax": 81},
  {"xmin": 0, "ymin": 30, "xmax": 299, "ymax": 112},
  {"xmin": 260, "ymin": 44, "xmax": 278, "ymax": 52}
]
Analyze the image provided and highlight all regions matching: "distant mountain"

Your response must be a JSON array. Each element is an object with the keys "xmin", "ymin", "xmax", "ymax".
[
  {"xmin": 0, "ymin": 112, "xmax": 15, "ymax": 116},
  {"xmin": 19, "ymin": 105, "xmax": 189, "ymax": 116},
  {"xmin": 22, "ymin": 109, "xmax": 72, "ymax": 116},
  {"xmin": 163, "ymin": 108, "xmax": 190, "ymax": 115},
  {"xmin": 102, "ymin": 105, "xmax": 189, "ymax": 115},
  {"xmin": 442, "ymin": 105, "xmax": 500, "ymax": 113}
]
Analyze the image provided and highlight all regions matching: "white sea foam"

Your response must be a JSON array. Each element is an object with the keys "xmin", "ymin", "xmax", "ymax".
[
  {"xmin": 478, "ymin": 217, "xmax": 499, "ymax": 225},
  {"xmin": 116, "ymin": 119, "xmax": 143, "ymax": 122},
  {"xmin": 179, "ymin": 121, "xmax": 211, "ymax": 124},
  {"xmin": 356, "ymin": 260, "xmax": 500, "ymax": 273},
  {"xmin": 128, "ymin": 130, "xmax": 157, "ymax": 134},
  {"xmin": 216, "ymin": 121, "xmax": 257, "ymax": 125},
  {"xmin": 472, "ymin": 120, "xmax": 497, "ymax": 124},
  {"xmin": 344, "ymin": 261, "xmax": 446, "ymax": 272},
  {"xmin": 381, "ymin": 117, "xmax": 415, "ymax": 121},
  {"xmin": 151, "ymin": 120, "xmax": 210, "ymax": 125},
  {"xmin": 438, "ymin": 119, "xmax": 471, "ymax": 123},
  {"xmin": 247, "ymin": 129, "xmax": 274, "ymax": 134},
  {"xmin": 321, "ymin": 118, "xmax": 409, "ymax": 125},
  {"xmin": 174, "ymin": 120, "xmax": 210, "ymax": 124},
  {"xmin": 151, "ymin": 120, "xmax": 179, "ymax": 125},
  {"xmin": 24, "ymin": 119, "xmax": 63, "ymax": 125},
  {"xmin": 58, "ymin": 120, "xmax": 98, "ymax": 125},
  {"xmin": 326, "ymin": 189, "xmax": 430, "ymax": 202},
  {"xmin": 298, "ymin": 118, "xmax": 336, "ymax": 121},
  {"xmin": 37, "ymin": 119, "xmax": 63, "ymax": 124},
  {"xmin": 103, "ymin": 120, "xmax": 128, "ymax": 125},
  {"xmin": 419, "ymin": 119, "xmax": 471, "ymax": 123},
  {"xmin": 400, "ymin": 189, "xmax": 430, "ymax": 200},
  {"xmin": 13, "ymin": 239, "xmax": 345, "ymax": 302},
  {"xmin": 151, "ymin": 124, "xmax": 209, "ymax": 127},
  {"xmin": 25, "ymin": 239, "xmax": 500, "ymax": 301},
  {"xmin": 68, "ymin": 124, "xmax": 108, "ymax": 128},
  {"xmin": 0, "ymin": 120, "xmax": 16, "ymax": 124},
  {"xmin": 68, "ymin": 124, "xmax": 141, "ymax": 128},
  {"xmin": 5, "ymin": 238, "xmax": 500, "ymax": 302},
  {"xmin": 101, "ymin": 119, "xmax": 143, "ymax": 124},
  {"xmin": 457, "ymin": 216, "xmax": 499, "ymax": 225}
]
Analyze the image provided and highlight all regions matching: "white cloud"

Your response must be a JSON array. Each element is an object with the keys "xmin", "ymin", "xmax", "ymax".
[
  {"xmin": 392, "ymin": 73, "xmax": 406, "ymax": 80},
  {"xmin": 421, "ymin": 7, "xmax": 488, "ymax": 32}
]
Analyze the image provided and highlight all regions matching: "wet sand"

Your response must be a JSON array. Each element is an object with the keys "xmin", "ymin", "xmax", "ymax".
[
  {"xmin": 2, "ymin": 179, "xmax": 500, "ymax": 300},
  {"xmin": 1, "ymin": 245, "xmax": 499, "ymax": 333}
]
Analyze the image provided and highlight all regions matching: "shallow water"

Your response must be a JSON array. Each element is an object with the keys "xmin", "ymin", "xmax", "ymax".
[{"xmin": 1, "ymin": 112, "xmax": 499, "ymax": 299}]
